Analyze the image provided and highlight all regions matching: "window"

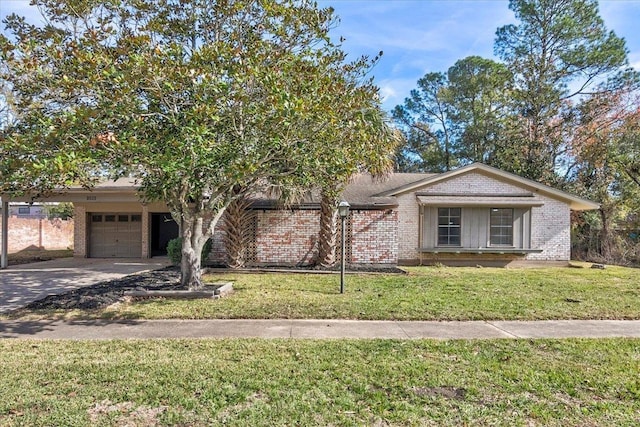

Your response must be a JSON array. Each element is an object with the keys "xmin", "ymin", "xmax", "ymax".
[
  {"xmin": 118, "ymin": 215, "xmax": 129, "ymax": 222},
  {"xmin": 131, "ymin": 214, "xmax": 142, "ymax": 222},
  {"xmin": 490, "ymin": 208, "xmax": 513, "ymax": 246},
  {"xmin": 91, "ymin": 214, "xmax": 102, "ymax": 222},
  {"xmin": 104, "ymin": 215, "xmax": 116, "ymax": 222},
  {"xmin": 438, "ymin": 208, "xmax": 461, "ymax": 246},
  {"xmin": 18, "ymin": 207, "xmax": 30, "ymax": 215}
]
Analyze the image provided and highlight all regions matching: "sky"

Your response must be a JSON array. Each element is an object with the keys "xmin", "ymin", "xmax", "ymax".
[{"xmin": 2, "ymin": 0, "xmax": 640, "ymax": 112}]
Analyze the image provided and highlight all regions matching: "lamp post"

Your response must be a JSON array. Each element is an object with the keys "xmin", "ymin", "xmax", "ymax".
[{"xmin": 337, "ymin": 201, "xmax": 350, "ymax": 294}]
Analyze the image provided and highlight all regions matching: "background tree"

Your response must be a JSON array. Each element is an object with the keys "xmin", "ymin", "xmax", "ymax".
[
  {"xmin": 445, "ymin": 56, "xmax": 511, "ymax": 166},
  {"xmin": 570, "ymin": 85, "xmax": 640, "ymax": 262},
  {"xmin": 393, "ymin": 58, "xmax": 511, "ymax": 172},
  {"xmin": 392, "ymin": 72, "xmax": 454, "ymax": 172},
  {"xmin": 0, "ymin": 0, "xmax": 387, "ymax": 288},
  {"xmin": 495, "ymin": 0, "xmax": 631, "ymax": 183}
]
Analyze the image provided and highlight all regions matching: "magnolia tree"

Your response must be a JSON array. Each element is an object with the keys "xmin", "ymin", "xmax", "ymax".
[{"xmin": 0, "ymin": 0, "xmax": 391, "ymax": 288}]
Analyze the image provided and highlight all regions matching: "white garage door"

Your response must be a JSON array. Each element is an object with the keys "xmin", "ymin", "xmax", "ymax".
[{"xmin": 89, "ymin": 213, "xmax": 142, "ymax": 258}]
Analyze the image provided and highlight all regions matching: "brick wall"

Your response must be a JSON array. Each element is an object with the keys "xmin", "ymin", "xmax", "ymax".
[
  {"xmin": 0, "ymin": 216, "xmax": 74, "ymax": 253},
  {"xmin": 528, "ymin": 195, "xmax": 571, "ymax": 260},
  {"xmin": 73, "ymin": 205, "xmax": 87, "ymax": 256},
  {"xmin": 396, "ymin": 192, "xmax": 421, "ymax": 261},
  {"xmin": 254, "ymin": 210, "xmax": 320, "ymax": 265},
  {"xmin": 421, "ymin": 171, "xmax": 531, "ymax": 195},
  {"xmin": 206, "ymin": 208, "xmax": 400, "ymax": 266},
  {"xmin": 350, "ymin": 210, "xmax": 398, "ymax": 264}
]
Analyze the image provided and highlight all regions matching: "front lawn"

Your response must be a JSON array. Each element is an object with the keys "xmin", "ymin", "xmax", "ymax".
[
  {"xmin": 0, "ymin": 338, "xmax": 638, "ymax": 426},
  {"xmin": 96, "ymin": 265, "xmax": 640, "ymax": 320},
  {"xmin": 8, "ymin": 248, "xmax": 73, "ymax": 265}
]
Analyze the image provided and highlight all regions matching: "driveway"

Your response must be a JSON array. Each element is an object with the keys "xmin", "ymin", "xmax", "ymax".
[{"xmin": 0, "ymin": 258, "xmax": 171, "ymax": 313}]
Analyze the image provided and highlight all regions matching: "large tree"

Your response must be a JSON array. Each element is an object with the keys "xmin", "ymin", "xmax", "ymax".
[
  {"xmin": 495, "ymin": 0, "xmax": 631, "ymax": 183},
  {"xmin": 392, "ymin": 72, "xmax": 454, "ymax": 172},
  {"xmin": 393, "ymin": 58, "xmax": 510, "ymax": 172},
  {"xmin": 0, "ymin": 0, "xmax": 388, "ymax": 288},
  {"xmin": 445, "ymin": 56, "xmax": 511, "ymax": 166},
  {"xmin": 570, "ymin": 85, "xmax": 640, "ymax": 260}
]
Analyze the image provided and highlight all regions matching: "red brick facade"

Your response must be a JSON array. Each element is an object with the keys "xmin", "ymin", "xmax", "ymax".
[
  {"xmin": 209, "ymin": 208, "xmax": 399, "ymax": 266},
  {"xmin": 0, "ymin": 217, "xmax": 74, "ymax": 253}
]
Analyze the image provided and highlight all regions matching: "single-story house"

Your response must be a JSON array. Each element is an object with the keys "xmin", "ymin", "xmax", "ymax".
[{"xmin": 2, "ymin": 163, "xmax": 599, "ymax": 267}]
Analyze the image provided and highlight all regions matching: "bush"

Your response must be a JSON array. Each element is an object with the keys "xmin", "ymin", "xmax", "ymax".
[{"xmin": 167, "ymin": 237, "xmax": 213, "ymax": 266}]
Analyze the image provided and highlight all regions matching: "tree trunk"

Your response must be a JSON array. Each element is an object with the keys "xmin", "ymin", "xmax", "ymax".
[
  {"xmin": 316, "ymin": 192, "xmax": 339, "ymax": 268},
  {"xmin": 179, "ymin": 215, "xmax": 207, "ymax": 290},
  {"xmin": 222, "ymin": 196, "xmax": 254, "ymax": 269},
  {"xmin": 175, "ymin": 202, "xmax": 228, "ymax": 290}
]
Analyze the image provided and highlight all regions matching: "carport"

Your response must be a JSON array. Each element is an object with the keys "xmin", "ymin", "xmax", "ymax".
[{"xmin": 1, "ymin": 179, "xmax": 176, "ymax": 262}]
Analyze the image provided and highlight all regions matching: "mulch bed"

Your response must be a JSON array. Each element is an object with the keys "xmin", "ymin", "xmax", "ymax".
[{"xmin": 24, "ymin": 267, "xmax": 182, "ymax": 311}]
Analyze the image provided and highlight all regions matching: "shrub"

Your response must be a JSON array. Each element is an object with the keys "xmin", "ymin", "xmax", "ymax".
[{"xmin": 167, "ymin": 237, "xmax": 213, "ymax": 266}]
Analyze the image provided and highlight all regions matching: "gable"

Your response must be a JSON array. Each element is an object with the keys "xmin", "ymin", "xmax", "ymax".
[
  {"xmin": 419, "ymin": 170, "xmax": 531, "ymax": 196},
  {"xmin": 378, "ymin": 163, "xmax": 599, "ymax": 211}
]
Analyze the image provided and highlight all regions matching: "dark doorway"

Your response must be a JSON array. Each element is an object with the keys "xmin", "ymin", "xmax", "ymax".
[{"xmin": 151, "ymin": 213, "xmax": 179, "ymax": 256}]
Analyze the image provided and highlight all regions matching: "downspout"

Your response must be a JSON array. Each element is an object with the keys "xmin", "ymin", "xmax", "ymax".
[
  {"xmin": 1, "ymin": 199, "xmax": 9, "ymax": 268},
  {"xmin": 418, "ymin": 204, "xmax": 424, "ymax": 266}
]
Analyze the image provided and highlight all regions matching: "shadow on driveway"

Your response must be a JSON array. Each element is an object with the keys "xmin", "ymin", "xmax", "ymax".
[{"xmin": 0, "ymin": 258, "xmax": 170, "ymax": 313}]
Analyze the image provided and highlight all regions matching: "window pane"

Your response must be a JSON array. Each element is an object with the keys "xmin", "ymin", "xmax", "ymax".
[
  {"xmin": 490, "ymin": 208, "xmax": 513, "ymax": 246},
  {"xmin": 105, "ymin": 215, "xmax": 116, "ymax": 222},
  {"xmin": 91, "ymin": 215, "xmax": 102, "ymax": 222},
  {"xmin": 118, "ymin": 215, "xmax": 129, "ymax": 222},
  {"xmin": 437, "ymin": 207, "xmax": 462, "ymax": 246},
  {"xmin": 131, "ymin": 215, "xmax": 142, "ymax": 222}
]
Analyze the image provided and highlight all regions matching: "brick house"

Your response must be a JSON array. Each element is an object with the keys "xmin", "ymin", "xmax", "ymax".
[{"xmin": 3, "ymin": 163, "xmax": 599, "ymax": 266}]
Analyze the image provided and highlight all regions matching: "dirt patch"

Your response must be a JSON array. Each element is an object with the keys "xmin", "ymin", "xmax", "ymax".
[
  {"xmin": 412, "ymin": 386, "xmax": 467, "ymax": 400},
  {"xmin": 87, "ymin": 400, "xmax": 167, "ymax": 426},
  {"xmin": 215, "ymin": 392, "xmax": 268, "ymax": 422}
]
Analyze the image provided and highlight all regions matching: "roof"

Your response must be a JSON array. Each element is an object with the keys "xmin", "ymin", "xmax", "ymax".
[
  {"xmin": 341, "ymin": 173, "xmax": 435, "ymax": 208},
  {"xmin": 375, "ymin": 163, "xmax": 599, "ymax": 211},
  {"xmin": 5, "ymin": 164, "xmax": 599, "ymax": 211}
]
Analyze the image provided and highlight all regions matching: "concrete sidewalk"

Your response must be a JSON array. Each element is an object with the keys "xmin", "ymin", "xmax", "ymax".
[{"xmin": 1, "ymin": 318, "xmax": 638, "ymax": 340}]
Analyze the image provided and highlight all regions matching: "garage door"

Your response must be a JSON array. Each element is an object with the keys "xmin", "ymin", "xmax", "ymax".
[{"xmin": 89, "ymin": 213, "xmax": 142, "ymax": 258}]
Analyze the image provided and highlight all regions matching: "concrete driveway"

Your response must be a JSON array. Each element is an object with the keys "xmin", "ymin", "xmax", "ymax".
[{"xmin": 0, "ymin": 257, "xmax": 171, "ymax": 313}]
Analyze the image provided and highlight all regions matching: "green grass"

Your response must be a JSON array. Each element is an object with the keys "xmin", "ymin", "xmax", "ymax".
[
  {"xmin": 0, "ymin": 338, "xmax": 638, "ymax": 426},
  {"xmin": 88, "ymin": 265, "xmax": 640, "ymax": 321},
  {"xmin": 8, "ymin": 248, "xmax": 73, "ymax": 265}
]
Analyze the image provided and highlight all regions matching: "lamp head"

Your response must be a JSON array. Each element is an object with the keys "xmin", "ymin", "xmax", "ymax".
[{"xmin": 338, "ymin": 201, "xmax": 350, "ymax": 218}]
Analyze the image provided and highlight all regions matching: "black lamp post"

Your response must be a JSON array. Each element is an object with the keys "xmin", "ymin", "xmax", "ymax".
[{"xmin": 338, "ymin": 201, "xmax": 350, "ymax": 294}]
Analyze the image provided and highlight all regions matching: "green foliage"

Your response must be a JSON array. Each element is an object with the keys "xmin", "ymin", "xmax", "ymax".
[
  {"xmin": 167, "ymin": 237, "xmax": 212, "ymax": 267},
  {"xmin": 0, "ymin": 0, "xmax": 390, "ymax": 288},
  {"xmin": 393, "ymin": 58, "xmax": 512, "ymax": 173},
  {"xmin": 394, "ymin": 0, "xmax": 635, "ymax": 182},
  {"xmin": 44, "ymin": 202, "xmax": 73, "ymax": 219},
  {"xmin": 494, "ymin": 0, "xmax": 633, "ymax": 183}
]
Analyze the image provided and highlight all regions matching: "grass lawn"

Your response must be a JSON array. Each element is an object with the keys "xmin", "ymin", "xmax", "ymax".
[
  {"xmin": 0, "ymin": 338, "xmax": 638, "ymax": 426},
  {"xmin": 7, "ymin": 248, "xmax": 73, "ymax": 265},
  {"xmin": 86, "ymin": 265, "xmax": 640, "ymax": 321}
]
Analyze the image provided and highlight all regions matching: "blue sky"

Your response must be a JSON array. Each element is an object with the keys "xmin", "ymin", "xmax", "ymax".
[{"xmin": 3, "ymin": 0, "xmax": 640, "ymax": 112}]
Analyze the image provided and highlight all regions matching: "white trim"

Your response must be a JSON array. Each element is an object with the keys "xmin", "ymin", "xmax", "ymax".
[{"xmin": 417, "ymin": 195, "xmax": 544, "ymax": 207}]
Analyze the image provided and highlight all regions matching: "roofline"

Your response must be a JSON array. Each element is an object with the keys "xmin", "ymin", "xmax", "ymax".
[{"xmin": 378, "ymin": 163, "xmax": 600, "ymax": 211}]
